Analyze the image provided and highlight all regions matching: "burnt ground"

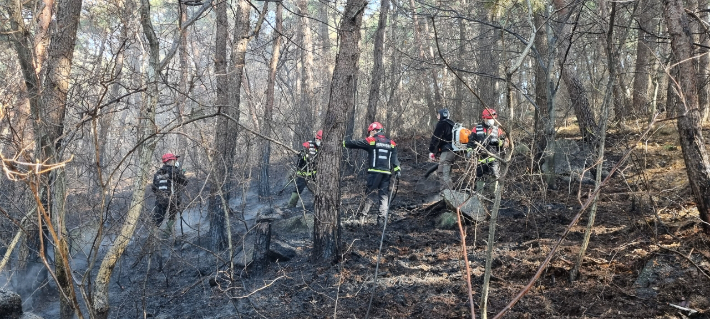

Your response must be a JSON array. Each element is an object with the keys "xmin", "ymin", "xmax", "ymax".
[{"xmin": 30, "ymin": 124, "xmax": 710, "ymax": 319}]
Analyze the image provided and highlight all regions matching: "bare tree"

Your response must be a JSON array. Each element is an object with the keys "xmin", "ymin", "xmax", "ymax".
[
  {"xmin": 663, "ymin": 0, "xmax": 710, "ymax": 233},
  {"xmin": 553, "ymin": 0, "xmax": 599, "ymax": 143},
  {"xmin": 365, "ymin": 0, "xmax": 389, "ymax": 125},
  {"xmin": 208, "ymin": 0, "xmax": 254, "ymax": 250},
  {"xmin": 313, "ymin": 0, "xmax": 368, "ymax": 262},
  {"xmin": 259, "ymin": 3, "xmax": 283, "ymax": 200},
  {"xmin": 631, "ymin": 0, "xmax": 655, "ymax": 118}
]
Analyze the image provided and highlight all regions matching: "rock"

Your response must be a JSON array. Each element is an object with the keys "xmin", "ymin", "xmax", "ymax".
[
  {"xmin": 0, "ymin": 289, "xmax": 22, "ymax": 319},
  {"xmin": 20, "ymin": 313, "xmax": 43, "ymax": 319},
  {"xmin": 271, "ymin": 214, "xmax": 313, "ymax": 237},
  {"xmin": 268, "ymin": 239, "xmax": 297, "ymax": 262},
  {"xmin": 435, "ymin": 211, "xmax": 458, "ymax": 229},
  {"xmin": 440, "ymin": 190, "xmax": 486, "ymax": 221},
  {"xmin": 634, "ymin": 254, "xmax": 702, "ymax": 299}
]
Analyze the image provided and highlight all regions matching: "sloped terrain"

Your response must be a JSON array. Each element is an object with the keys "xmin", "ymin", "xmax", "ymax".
[{"xmin": 30, "ymin": 126, "xmax": 710, "ymax": 319}]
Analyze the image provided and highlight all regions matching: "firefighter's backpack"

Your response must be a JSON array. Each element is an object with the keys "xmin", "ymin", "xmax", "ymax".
[{"xmin": 452, "ymin": 122, "xmax": 471, "ymax": 151}]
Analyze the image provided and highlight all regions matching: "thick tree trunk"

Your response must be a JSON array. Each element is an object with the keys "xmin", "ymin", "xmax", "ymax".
[
  {"xmin": 553, "ymin": 0, "xmax": 598, "ymax": 143},
  {"xmin": 44, "ymin": 1, "xmax": 84, "ymax": 316},
  {"xmin": 8, "ymin": 0, "xmax": 45, "ymax": 298},
  {"xmin": 209, "ymin": 0, "xmax": 251, "ymax": 250},
  {"xmin": 365, "ymin": 0, "xmax": 389, "ymax": 125},
  {"xmin": 10, "ymin": 0, "xmax": 83, "ymax": 316},
  {"xmin": 664, "ymin": 0, "xmax": 710, "ymax": 233},
  {"xmin": 259, "ymin": 3, "xmax": 282, "ymax": 200},
  {"xmin": 313, "ymin": 0, "xmax": 367, "ymax": 262}
]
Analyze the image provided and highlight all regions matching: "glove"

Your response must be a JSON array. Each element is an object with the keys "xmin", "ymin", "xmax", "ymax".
[
  {"xmin": 429, "ymin": 153, "xmax": 436, "ymax": 161},
  {"xmin": 396, "ymin": 171, "xmax": 401, "ymax": 178},
  {"xmin": 394, "ymin": 166, "xmax": 401, "ymax": 177}
]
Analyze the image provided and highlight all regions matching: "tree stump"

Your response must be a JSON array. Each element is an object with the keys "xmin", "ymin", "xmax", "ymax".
[{"xmin": 251, "ymin": 218, "xmax": 272, "ymax": 275}]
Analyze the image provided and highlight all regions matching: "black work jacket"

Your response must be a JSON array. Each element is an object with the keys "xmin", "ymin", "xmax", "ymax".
[
  {"xmin": 429, "ymin": 118, "xmax": 455, "ymax": 154},
  {"xmin": 152, "ymin": 165, "xmax": 187, "ymax": 195},
  {"xmin": 467, "ymin": 123, "xmax": 507, "ymax": 161},
  {"xmin": 344, "ymin": 133, "xmax": 400, "ymax": 174}
]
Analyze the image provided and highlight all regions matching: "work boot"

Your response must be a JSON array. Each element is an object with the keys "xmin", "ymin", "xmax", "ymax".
[
  {"xmin": 286, "ymin": 192, "xmax": 299, "ymax": 208},
  {"xmin": 358, "ymin": 200, "xmax": 373, "ymax": 225}
]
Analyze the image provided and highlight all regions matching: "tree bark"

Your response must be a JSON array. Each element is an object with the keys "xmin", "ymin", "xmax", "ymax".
[
  {"xmin": 313, "ymin": 0, "xmax": 368, "ymax": 262},
  {"xmin": 93, "ymin": 0, "xmax": 160, "ymax": 317},
  {"xmin": 298, "ymin": 0, "xmax": 316, "ymax": 141},
  {"xmin": 631, "ymin": 0, "xmax": 655, "ymax": 118},
  {"xmin": 259, "ymin": 3, "xmax": 282, "ymax": 200},
  {"xmin": 365, "ymin": 0, "xmax": 389, "ymax": 125},
  {"xmin": 409, "ymin": 0, "xmax": 436, "ymax": 121},
  {"xmin": 553, "ymin": 0, "xmax": 599, "ymax": 143},
  {"xmin": 663, "ymin": 0, "xmax": 710, "ymax": 233},
  {"xmin": 209, "ymin": 0, "xmax": 252, "ymax": 250}
]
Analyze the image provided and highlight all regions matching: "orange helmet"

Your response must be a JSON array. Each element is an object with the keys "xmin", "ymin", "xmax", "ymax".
[
  {"xmin": 315, "ymin": 130, "xmax": 323, "ymax": 140},
  {"xmin": 482, "ymin": 108, "xmax": 497, "ymax": 119},
  {"xmin": 368, "ymin": 122, "xmax": 383, "ymax": 132},
  {"xmin": 161, "ymin": 153, "xmax": 179, "ymax": 163}
]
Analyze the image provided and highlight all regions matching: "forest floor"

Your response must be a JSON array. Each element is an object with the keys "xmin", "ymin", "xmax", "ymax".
[{"xmin": 31, "ymin": 121, "xmax": 710, "ymax": 318}]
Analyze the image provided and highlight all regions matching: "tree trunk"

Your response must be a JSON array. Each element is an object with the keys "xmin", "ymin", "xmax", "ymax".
[
  {"xmin": 209, "ymin": 0, "xmax": 252, "ymax": 250},
  {"xmin": 409, "ymin": 0, "xmax": 436, "ymax": 121},
  {"xmin": 553, "ymin": 0, "xmax": 598, "ymax": 143},
  {"xmin": 44, "ymin": 1, "xmax": 84, "ymax": 316},
  {"xmin": 664, "ymin": 0, "xmax": 710, "ymax": 233},
  {"xmin": 533, "ymin": 12, "xmax": 551, "ymax": 163},
  {"xmin": 365, "ymin": 0, "xmax": 389, "ymax": 125},
  {"xmin": 298, "ymin": 0, "xmax": 316, "ymax": 141},
  {"xmin": 313, "ymin": 0, "xmax": 367, "ymax": 262},
  {"xmin": 93, "ymin": 1, "xmax": 160, "ymax": 317},
  {"xmin": 251, "ymin": 220, "xmax": 271, "ymax": 275},
  {"xmin": 695, "ymin": 0, "xmax": 710, "ymax": 122},
  {"xmin": 259, "ymin": 3, "xmax": 282, "ymax": 200},
  {"xmin": 476, "ymin": 7, "xmax": 499, "ymax": 113},
  {"xmin": 632, "ymin": 0, "xmax": 654, "ymax": 118},
  {"xmin": 317, "ymin": 3, "xmax": 332, "ymax": 131},
  {"xmin": 8, "ymin": 0, "xmax": 45, "ymax": 298},
  {"xmin": 10, "ymin": 0, "xmax": 83, "ymax": 315}
]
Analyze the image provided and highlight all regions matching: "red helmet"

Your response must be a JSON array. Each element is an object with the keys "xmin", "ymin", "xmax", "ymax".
[
  {"xmin": 368, "ymin": 122, "xmax": 383, "ymax": 132},
  {"xmin": 161, "ymin": 153, "xmax": 179, "ymax": 163},
  {"xmin": 482, "ymin": 108, "xmax": 497, "ymax": 119},
  {"xmin": 315, "ymin": 130, "xmax": 323, "ymax": 140}
]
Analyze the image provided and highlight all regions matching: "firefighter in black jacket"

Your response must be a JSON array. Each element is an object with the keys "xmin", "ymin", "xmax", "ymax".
[
  {"xmin": 429, "ymin": 108, "xmax": 456, "ymax": 191},
  {"xmin": 287, "ymin": 130, "xmax": 322, "ymax": 208},
  {"xmin": 152, "ymin": 153, "xmax": 188, "ymax": 236},
  {"xmin": 344, "ymin": 122, "xmax": 401, "ymax": 224},
  {"xmin": 467, "ymin": 108, "xmax": 508, "ymax": 192}
]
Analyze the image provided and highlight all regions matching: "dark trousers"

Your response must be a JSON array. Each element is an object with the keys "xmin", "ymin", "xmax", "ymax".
[
  {"xmin": 362, "ymin": 172, "xmax": 391, "ymax": 217},
  {"xmin": 476, "ymin": 160, "xmax": 500, "ymax": 179},
  {"xmin": 153, "ymin": 193, "xmax": 181, "ymax": 226},
  {"xmin": 294, "ymin": 176, "xmax": 314, "ymax": 194}
]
